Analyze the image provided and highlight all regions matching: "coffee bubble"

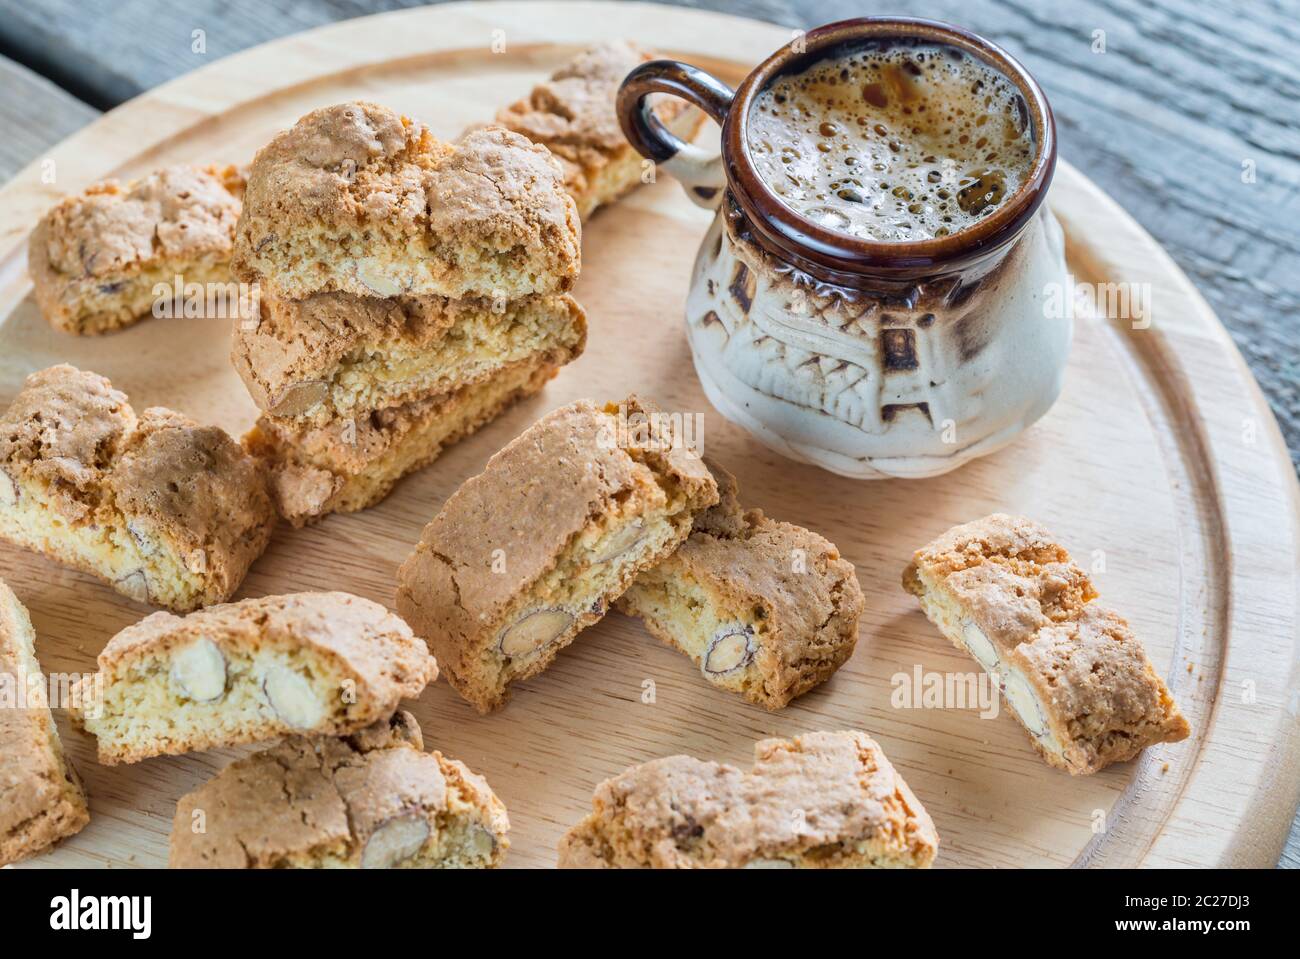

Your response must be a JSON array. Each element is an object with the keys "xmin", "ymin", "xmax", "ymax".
[{"xmin": 747, "ymin": 41, "xmax": 1035, "ymax": 242}]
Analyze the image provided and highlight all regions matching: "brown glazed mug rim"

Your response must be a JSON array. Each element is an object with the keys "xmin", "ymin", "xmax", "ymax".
[{"xmin": 722, "ymin": 17, "xmax": 1058, "ymax": 283}]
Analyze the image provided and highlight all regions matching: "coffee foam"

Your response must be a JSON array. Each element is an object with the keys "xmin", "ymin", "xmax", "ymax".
[{"xmin": 747, "ymin": 41, "xmax": 1035, "ymax": 242}]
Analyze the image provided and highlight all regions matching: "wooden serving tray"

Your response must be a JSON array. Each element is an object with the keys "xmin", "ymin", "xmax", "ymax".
[{"xmin": 1, "ymin": 1, "xmax": 1297, "ymax": 869}]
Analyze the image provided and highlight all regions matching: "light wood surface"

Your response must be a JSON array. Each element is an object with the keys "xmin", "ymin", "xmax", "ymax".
[{"xmin": 0, "ymin": 1, "xmax": 1296, "ymax": 869}]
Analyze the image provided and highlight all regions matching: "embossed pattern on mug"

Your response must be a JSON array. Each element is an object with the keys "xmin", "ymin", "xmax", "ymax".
[{"xmin": 748, "ymin": 41, "xmax": 1034, "ymax": 241}]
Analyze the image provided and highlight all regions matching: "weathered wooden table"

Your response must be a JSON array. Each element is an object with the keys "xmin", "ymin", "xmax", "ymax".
[{"xmin": 1, "ymin": 0, "xmax": 1296, "ymax": 867}]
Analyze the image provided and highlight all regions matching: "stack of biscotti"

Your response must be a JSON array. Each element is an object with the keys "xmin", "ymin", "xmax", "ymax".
[{"xmin": 230, "ymin": 100, "xmax": 585, "ymax": 525}]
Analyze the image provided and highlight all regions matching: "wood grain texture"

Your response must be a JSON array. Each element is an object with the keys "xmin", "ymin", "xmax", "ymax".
[{"xmin": 0, "ymin": 0, "xmax": 1296, "ymax": 868}]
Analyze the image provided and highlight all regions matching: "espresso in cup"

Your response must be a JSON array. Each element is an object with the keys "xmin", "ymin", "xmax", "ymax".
[{"xmin": 748, "ymin": 40, "xmax": 1034, "ymax": 241}]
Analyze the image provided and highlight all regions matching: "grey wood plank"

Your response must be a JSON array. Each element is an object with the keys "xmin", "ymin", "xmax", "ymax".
[
  {"xmin": 0, "ymin": 0, "xmax": 433, "ymax": 108},
  {"xmin": 0, "ymin": 0, "xmax": 1296, "ymax": 866},
  {"xmin": 0, "ymin": 57, "xmax": 98, "ymax": 180},
  {"xmin": 1282, "ymin": 818, "xmax": 1300, "ymax": 869}
]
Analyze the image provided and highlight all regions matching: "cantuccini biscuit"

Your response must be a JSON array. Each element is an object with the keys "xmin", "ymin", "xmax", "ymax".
[
  {"xmin": 902, "ymin": 513, "xmax": 1191, "ymax": 775},
  {"xmin": 396, "ymin": 395, "xmax": 718, "ymax": 712},
  {"xmin": 233, "ymin": 290, "xmax": 585, "ymax": 425},
  {"xmin": 0, "ymin": 580, "xmax": 89, "ymax": 865},
  {"xmin": 0, "ymin": 365, "xmax": 275, "ymax": 612},
  {"xmin": 617, "ymin": 460, "xmax": 864, "ymax": 708},
  {"xmin": 245, "ymin": 354, "xmax": 563, "ymax": 526},
  {"xmin": 558, "ymin": 730, "xmax": 937, "ymax": 868},
  {"xmin": 169, "ymin": 711, "xmax": 508, "ymax": 868},
  {"xmin": 29, "ymin": 164, "xmax": 244, "ymax": 335},
  {"xmin": 491, "ymin": 41, "xmax": 706, "ymax": 219},
  {"xmin": 232, "ymin": 101, "xmax": 581, "ymax": 301},
  {"xmin": 69, "ymin": 592, "xmax": 437, "ymax": 764}
]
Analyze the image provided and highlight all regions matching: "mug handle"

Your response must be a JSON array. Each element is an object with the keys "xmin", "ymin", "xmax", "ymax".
[{"xmin": 617, "ymin": 60, "xmax": 735, "ymax": 210}]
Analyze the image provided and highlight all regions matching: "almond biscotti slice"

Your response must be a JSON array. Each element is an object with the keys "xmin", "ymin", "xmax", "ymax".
[
  {"xmin": 491, "ymin": 41, "xmax": 706, "ymax": 219},
  {"xmin": 233, "ymin": 290, "xmax": 585, "ymax": 425},
  {"xmin": 232, "ymin": 101, "xmax": 581, "ymax": 301},
  {"xmin": 616, "ymin": 460, "xmax": 863, "ymax": 709},
  {"xmin": 396, "ymin": 395, "xmax": 718, "ymax": 713},
  {"xmin": 0, "ymin": 365, "xmax": 275, "ymax": 612},
  {"xmin": 68, "ymin": 592, "xmax": 437, "ymax": 765},
  {"xmin": 558, "ymin": 730, "xmax": 937, "ymax": 868},
  {"xmin": 169, "ymin": 711, "xmax": 508, "ymax": 868},
  {"xmin": 29, "ymin": 164, "xmax": 245, "ymax": 335},
  {"xmin": 902, "ymin": 513, "xmax": 1191, "ymax": 775},
  {"xmin": 0, "ymin": 580, "xmax": 90, "ymax": 865},
  {"xmin": 245, "ymin": 355, "xmax": 563, "ymax": 527}
]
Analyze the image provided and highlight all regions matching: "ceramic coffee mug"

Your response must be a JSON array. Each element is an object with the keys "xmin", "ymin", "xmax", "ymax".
[{"xmin": 617, "ymin": 17, "xmax": 1071, "ymax": 479}]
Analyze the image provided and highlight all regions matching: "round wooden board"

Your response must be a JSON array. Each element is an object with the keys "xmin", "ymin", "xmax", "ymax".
[{"xmin": 1, "ymin": 1, "xmax": 1297, "ymax": 870}]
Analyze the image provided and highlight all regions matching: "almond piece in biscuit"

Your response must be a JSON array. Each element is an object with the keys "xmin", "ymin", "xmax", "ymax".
[
  {"xmin": 169, "ymin": 711, "xmax": 508, "ymax": 868},
  {"xmin": 28, "ymin": 165, "xmax": 245, "ymax": 335},
  {"xmin": 902, "ymin": 513, "xmax": 1191, "ymax": 774},
  {"xmin": 68, "ymin": 592, "xmax": 437, "ymax": 764},
  {"xmin": 558, "ymin": 729, "xmax": 937, "ymax": 868},
  {"xmin": 232, "ymin": 101, "xmax": 581, "ymax": 301},
  {"xmin": 396, "ymin": 395, "xmax": 718, "ymax": 712},
  {"xmin": 0, "ymin": 364, "xmax": 275, "ymax": 612}
]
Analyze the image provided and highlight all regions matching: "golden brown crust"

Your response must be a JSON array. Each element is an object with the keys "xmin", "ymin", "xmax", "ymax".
[
  {"xmin": 231, "ymin": 291, "xmax": 584, "ymax": 424},
  {"xmin": 108, "ymin": 407, "xmax": 276, "ymax": 596},
  {"xmin": 244, "ymin": 355, "xmax": 566, "ymax": 526},
  {"xmin": 169, "ymin": 711, "xmax": 509, "ymax": 868},
  {"xmin": 0, "ymin": 580, "xmax": 89, "ymax": 865},
  {"xmin": 97, "ymin": 591, "xmax": 432, "ymax": 679},
  {"xmin": 689, "ymin": 456, "xmax": 749, "ymax": 537},
  {"xmin": 396, "ymin": 395, "xmax": 717, "ymax": 712},
  {"xmin": 617, "ymin": 457, "xmax": 864, "ymax": 708},
  {"xmin": 70, "ymin": 592, "xmax": 437, "ymax": 764},
  {"xmin": 904, "ymin": 512, "xmax": 1098, "ymax": 614},
  {"xmin": 0, "ymin": 364, "xmax": 136, "ymax": 518},
  {"xmin": 903, "ymin": 513, "xmax": 1191, "ymax": 774},
  {"xmin": 558, "ymin": 730, "xmax": 937, "ymax": 868},
  {"xmin": 28, "ymin": 165, "xmax": 244, "ymax": 335},
  {"xmin": 491, "ymin": 41, "xmax": 705, "ymax": 219},
  {"xmin": 0, "ymin": 365, "xmax": 275, "ymax": 611},
  {"xmin": 232, "ymin": 101, "xmax": 580, "ymax": 300}
]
